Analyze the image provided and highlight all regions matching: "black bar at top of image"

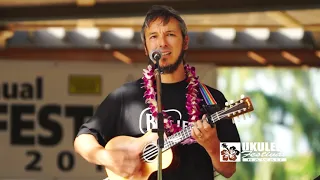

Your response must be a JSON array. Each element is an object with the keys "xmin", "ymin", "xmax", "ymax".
[{"xmin": 0, "ymin": 0, "xmax": 320, "ymax": 22}]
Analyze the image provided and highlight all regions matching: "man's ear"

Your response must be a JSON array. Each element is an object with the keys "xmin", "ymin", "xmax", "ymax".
[
  {"xmin": 183, "ymin": 35, "xmax": 189, "ymax": 50},
  {"xmin": 144, "ymin": 46, "xmax": 148, "ymax": 56}
]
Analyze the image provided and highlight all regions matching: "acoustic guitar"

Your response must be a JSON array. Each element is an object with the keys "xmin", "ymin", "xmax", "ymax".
[{"xmin": 105, "ymin": 96, "xmax": 254, "ymax": 180}]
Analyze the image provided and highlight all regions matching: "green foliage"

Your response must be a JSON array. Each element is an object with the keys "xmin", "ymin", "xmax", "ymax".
[{"xmin": 216, "ymin": 67, "xmax": 320, "ymax": 180}]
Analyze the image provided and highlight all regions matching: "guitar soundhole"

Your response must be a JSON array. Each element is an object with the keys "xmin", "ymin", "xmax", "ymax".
[{"xmin": 142, "ymin": 143, "xmax": 158, "ymax": 163}]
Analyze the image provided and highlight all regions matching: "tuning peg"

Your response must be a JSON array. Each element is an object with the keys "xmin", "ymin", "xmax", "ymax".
[
  {"xmin": 243, "ymin": 114, "xmax": 246, "ymax": 120},
  {"xmin": 225, "ymin": 102, "xmax": 229, "ymax": 109},
  {"xmin": 241, "ymin": 94, "xmax": 245, "ymax": 99},
  {"xmin": 232, "ymin": 118, "xmax": 235, "ymax": 124}
]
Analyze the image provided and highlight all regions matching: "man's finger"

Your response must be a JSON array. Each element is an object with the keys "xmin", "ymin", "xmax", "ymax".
[
  {"xmin": 202, "ymin": 119, "xmax": 211, "ymax": 132},
  {"xmin": 192, "ymin": 123, "xmax": 203, "ymax": 138},
  {"xmin": 196, "ymin": 120, "xmax": 203, "ymax": 131}
]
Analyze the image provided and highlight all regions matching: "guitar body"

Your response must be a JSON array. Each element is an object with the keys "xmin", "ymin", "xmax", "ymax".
[
  {"xmin": 104, "ymin": 96, "xmax": 254, "ymax": 180},
  {"xmin": 105, "ymin": 132, "xmax": 174, "ymax": 180}
]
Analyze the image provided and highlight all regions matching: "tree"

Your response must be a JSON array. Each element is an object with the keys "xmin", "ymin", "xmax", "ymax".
[{"xmin": 216, "ymin": 67, "xmax": 320, "ymax": 180}]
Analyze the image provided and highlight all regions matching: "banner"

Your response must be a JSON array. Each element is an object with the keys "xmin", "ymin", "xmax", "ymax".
[{"xmin": 0, "ymin": 60, "xmax": 216, "ymax": 179}]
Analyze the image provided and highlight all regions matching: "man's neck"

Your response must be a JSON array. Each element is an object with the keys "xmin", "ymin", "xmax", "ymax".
[{"xmin": 160, "ymin": 63, "xmax": 186, "ymax": 83}]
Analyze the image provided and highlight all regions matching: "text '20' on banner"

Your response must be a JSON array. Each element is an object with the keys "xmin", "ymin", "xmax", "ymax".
[{"xmin": 0, "ymin": 61, "xmax": 150, "ymax": 179}]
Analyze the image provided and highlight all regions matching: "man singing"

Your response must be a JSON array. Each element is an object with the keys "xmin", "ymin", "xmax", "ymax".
[{"xmin": 74, "ymin": 5, "xmax": 241, "ymax": 180}]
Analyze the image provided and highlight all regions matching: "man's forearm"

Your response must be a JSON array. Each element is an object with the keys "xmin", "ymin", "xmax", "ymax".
[{"xmin": 74, "ymin": 134, "xmax": 109, "ymax": 166}]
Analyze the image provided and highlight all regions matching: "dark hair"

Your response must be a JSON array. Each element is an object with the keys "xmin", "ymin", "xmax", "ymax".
[{"xmin": 140, "ymin": 5, "xmax": 188, "ymax": 45}]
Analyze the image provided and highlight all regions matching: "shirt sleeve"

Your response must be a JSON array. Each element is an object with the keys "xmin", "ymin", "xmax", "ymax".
[
  {"xmin": 206, "ymin": 87, "xmax": 241, "ymax": 143},
  {"xmin": 76, "ymin": 89, "xmax": 122, "ymax": 147}
]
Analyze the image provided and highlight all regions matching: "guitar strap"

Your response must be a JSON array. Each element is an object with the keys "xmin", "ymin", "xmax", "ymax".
[
  {"xmin": 198, "ymin": 83, "xmax": 217, "ymax": 105},
  {"xmin": 198, "ymin": 83, "xmax": 220, "ymax": 128},
  {"xmin": 198, "ymin": 83, "xmax": 221, "ymax": 178}
]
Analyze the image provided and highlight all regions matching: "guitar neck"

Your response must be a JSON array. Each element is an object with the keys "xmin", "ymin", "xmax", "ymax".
[
  {"xmin": 162, "ymin": 96, "xmax": 254, "ymax": 150},
  {"xmin": 163, "ymin": 126, "xmax": 193, "ymax": 150}
]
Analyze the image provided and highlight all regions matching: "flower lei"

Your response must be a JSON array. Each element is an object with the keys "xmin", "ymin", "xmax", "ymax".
[{"xmin": 142, "ymin": 64, "xmax": 202, "ymax": 145}]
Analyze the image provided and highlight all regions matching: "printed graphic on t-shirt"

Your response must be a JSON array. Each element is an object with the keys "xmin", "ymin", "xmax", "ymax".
[{"xmin": 139, "ymin": 107, "xmax": 189, "ymax": 134}]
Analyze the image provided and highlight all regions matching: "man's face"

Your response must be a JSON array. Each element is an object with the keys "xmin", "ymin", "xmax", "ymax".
[{"xmin": 144, "ymin": 17, "xmax": 188, "ymax": 73}]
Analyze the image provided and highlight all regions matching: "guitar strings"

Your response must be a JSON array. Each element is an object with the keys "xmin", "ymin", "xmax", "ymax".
[
  {"xmin": 140, "ymin": 129, "xmax": 190, "ymax": 160},
  {"xmin": 141, "ymin": 125, "xmax": 195, "ymax": 160},
  {"xmin": 141, "ymin": 145, "xmax": 160, "ymax": 159},
  {"xmin": 141, "ymin": 113, "xmax": 231, "ymax": 161},
  {"xmin": 140, "ymin": 106, "xmax": 237, "ymax": 161},
  {"xmin": 141, "ymin": 102, "xmax": 247, "ymax": 160},
  {"xmin": 140, "ymin": 105, "xmax": 238, "ymax": 161},
  {"xmin": 210, "ymin": 102, "xmax": 244, "ymax": 123},
  {"xmin": 141, "ymin": 102, "xmax": 246, "ymax": 160},
  {"xmin": 142, "ymin": 148, "xmax": 160, "ymax": 160}
]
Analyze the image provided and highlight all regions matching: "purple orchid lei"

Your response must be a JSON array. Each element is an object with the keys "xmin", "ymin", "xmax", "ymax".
[{"xmin": 141, "ymin": 64, "xmax": 202, "ymax": 145}]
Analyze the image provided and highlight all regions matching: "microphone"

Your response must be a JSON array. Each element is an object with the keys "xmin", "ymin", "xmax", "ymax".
[{"xmin": 149, "ymin": 49, "xmax": 162, "ymax": 62}]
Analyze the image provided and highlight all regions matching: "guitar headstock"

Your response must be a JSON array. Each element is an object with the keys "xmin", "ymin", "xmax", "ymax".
[{"xmin": 222, "ymin": 95, "xmax": 254, "ymax": 123}]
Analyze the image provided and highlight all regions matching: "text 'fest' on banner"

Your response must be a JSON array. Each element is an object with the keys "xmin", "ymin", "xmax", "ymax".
[
  {"xmin": 0, "ymin": 61, "xmax": 156, "ymax": 179},
  {"xmin": 0, "ymin": 60, "xmax": 218, "ymax": 179}
]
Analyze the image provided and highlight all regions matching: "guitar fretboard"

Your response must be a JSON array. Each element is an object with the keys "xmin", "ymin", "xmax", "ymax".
[
  {"xmin": 163, "ymin": 125, "xmax": 193, "ymax": 151},
  {"xmin": 156, "ymin": 98, "xmax": 252, "ymax": 152}
]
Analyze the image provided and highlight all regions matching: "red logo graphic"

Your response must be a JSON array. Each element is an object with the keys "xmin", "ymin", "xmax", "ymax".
[{"xmin": 220, "ymin": 143, "xmax": 240, "ymax": 161}]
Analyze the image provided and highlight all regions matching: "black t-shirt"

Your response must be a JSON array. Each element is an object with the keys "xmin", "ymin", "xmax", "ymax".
[{"xmin": 77, "ymin": 78, "xmax": 241, "ymax": 180}]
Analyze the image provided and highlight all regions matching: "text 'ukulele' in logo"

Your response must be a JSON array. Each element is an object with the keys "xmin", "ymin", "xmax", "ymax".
[{"xmin": 220, "ymin": 143, "xmax": 241, "ymax": 162}]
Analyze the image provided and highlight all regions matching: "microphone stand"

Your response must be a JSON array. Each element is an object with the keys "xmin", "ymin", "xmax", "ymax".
[{"xmin": 152, "ymin": 61, "xmax": 164, "ymax": 180}]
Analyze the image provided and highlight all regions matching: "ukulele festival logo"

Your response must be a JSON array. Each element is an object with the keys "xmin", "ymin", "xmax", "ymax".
[{"xmin": 220, "ymin": 142, "xmax": 287, "ymax": 162}]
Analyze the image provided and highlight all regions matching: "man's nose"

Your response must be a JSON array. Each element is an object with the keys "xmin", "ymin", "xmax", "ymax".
[{"xmin": 158, "ymin": 36, "xmax": 168, "ymax": 48}]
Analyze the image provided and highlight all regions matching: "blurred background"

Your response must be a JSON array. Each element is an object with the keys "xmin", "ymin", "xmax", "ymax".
[{"xmin": 0, "ymin": 0, "xmax": 319, "ymax": 180}]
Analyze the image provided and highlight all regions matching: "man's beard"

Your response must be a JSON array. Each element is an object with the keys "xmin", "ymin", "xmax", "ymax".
[{"xmin": 149, "ymin": 50, "xmax": 185, "ymax": 74}]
